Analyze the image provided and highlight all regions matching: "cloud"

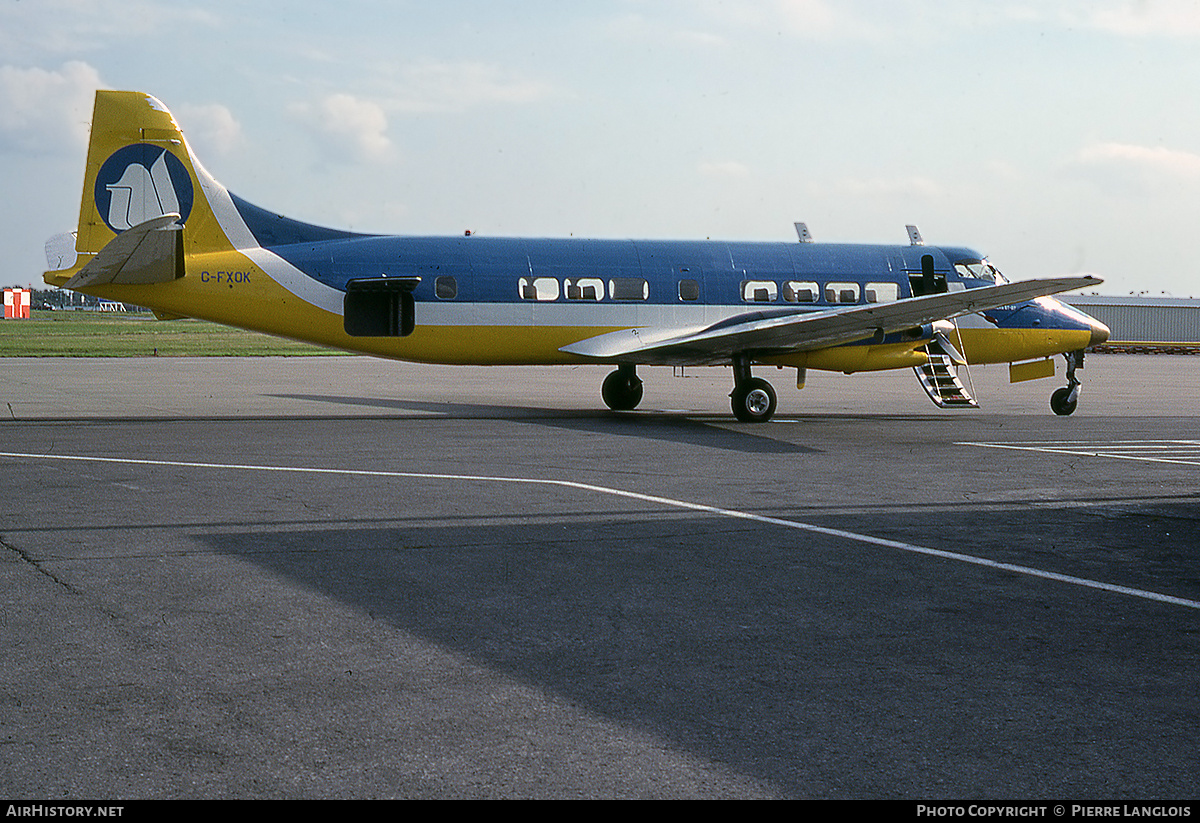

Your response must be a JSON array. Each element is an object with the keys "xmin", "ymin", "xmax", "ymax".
[
  {"xmin": 175, "ymin": 103, "xmax": 243, "ymax": 157},
  {"xmin": 0, "ymin": 1, "xmax": 220, "ymax": 59},
  {"xmin": 1085, "ymin": 0, "xmax": 1200, "ymax": 37},
  {"xmin": 690, "ymin": 0, "xmax": 962, "ymax": 42},
  {"xmin": 388, "ymin": 60, "xmax": 558, "ymax": 113},
  {"xmin": 698, "ymin": 160, "xmax": 751, "ymax": 177},
  {"xmin": 771, "ymin": 0, "xmax": 846, "ymax": 38},
  {"xmin": 822, "ymin": 175, "xmax": 945, "ymax": 199},
  {"xmin": 672, "ymin": 29, "xmax": 729, "ymax": 48},
  {"xmin": 1068, "ymin": 141, "xmax": 1200, "ymax": 192},
  {"xmin": 686, "ymin": 1, "xmax": 1200, "ymax": 44},
  {"xmin": 290, "ymin": 93, "xmax": 394, "ymax": 164},
  {"xmin": 666, "ymin": 0, "xmax": 848, "ymax": 41},
  {"xmin": 0, "ymin": 61, "xmax": 102, "ymax": 154},
  {"xmin": 935, "ymin": 1, "xmax": 1200, "ymax": 40},
  {"xmin": 604, "ymin": 12, "xmax": 729, "ymax": 47}
]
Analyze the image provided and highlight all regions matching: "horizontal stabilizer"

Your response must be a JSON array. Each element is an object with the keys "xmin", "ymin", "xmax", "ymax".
[
  {"xmin": 64, "ymin": 214, "xmax": 183, "ymax": 289},
  {"xmin": 560, "ymin": 275, "xmax": 1102, "ymax": 365}
]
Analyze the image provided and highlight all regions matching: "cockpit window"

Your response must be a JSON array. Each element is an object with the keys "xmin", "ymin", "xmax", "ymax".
[{"xmin": 954, "ymin": 260, "xmax": 1008, "ymax": 284}]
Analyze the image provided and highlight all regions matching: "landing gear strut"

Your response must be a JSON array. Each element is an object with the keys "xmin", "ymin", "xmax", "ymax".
[
  {"xmin": 730, "ymin": 355, "xmax": 777, "ymax": 423},
  {"xmin": 1050, "ymin": 349, "xmax": 1084, "ymax": 416},
  {"xmin": 602, "ymin": 364, "xmax": 643, "ymax": 411}
]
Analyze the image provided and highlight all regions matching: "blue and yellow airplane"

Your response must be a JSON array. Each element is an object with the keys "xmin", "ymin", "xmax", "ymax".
[{"xmin": 44, "ymin": 91, "xmax": 1109, "ymax": 422}]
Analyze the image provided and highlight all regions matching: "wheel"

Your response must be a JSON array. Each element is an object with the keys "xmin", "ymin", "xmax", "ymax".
[
  {"xmin": 1050, "ymin": 386, "xmax": 1077, "ymax": 416},
  {"xmin": 731, "ymin": 377, "xmax": 777, "ymax": 423},
  {"xmin": 601, "ymin": 368, "xmax": 643, "ymax": 411}
]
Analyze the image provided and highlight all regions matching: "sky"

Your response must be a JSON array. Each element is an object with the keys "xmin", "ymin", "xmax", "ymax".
[{"xmin": 2, "ymin": 0, "xmax": 1200, "ymax": 297}]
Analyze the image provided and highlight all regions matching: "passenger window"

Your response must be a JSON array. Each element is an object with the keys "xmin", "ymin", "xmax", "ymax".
[
  {"xmin": 609, "ymin": 277, "xmax": 648, "ymax": 301},
  {"xmin": 824, "ymin": 282, "xmax": 860, "ymax": 303},
  {"xmin": 678, "ymin": 279, "xmax": 700, "ymax": 301},
  {"xmin": 864, "ymin": 282, "xmax": 898, "ymax": 303},
  {"xmin": 783, "ymin": 281, "xmax": 818, "ymax": 303},
  {"xmin": 741, "ymin": 280, "xmax": 777, "ymax": 302},
  {"xmin": 519, "ymin": 277, "xmax": 559, "ymax": 301},
  {"xmin": 565, "ymin": 277, "xmax": 604, "ymax": 300},
  {"xmin": 435, "ymin": 276, "xmax": 457, "ymax": 299}
]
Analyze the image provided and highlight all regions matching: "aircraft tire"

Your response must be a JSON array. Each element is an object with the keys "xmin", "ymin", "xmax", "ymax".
[
  {"xmin": 602, "ymin": 368, "xmax": 643, "ymax": 411},
  {"xmin": 1050, "ymin": 387, "xmax": 1078, "ymax": 416},
  {"xmin": 731, "ymin": 378, "xmax": 777, "ymax": 423}
]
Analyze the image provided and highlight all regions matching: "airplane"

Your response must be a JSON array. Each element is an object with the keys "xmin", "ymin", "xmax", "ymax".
[{"xmin": 43, "ymin": 90, "xmax": 1110, "ymax": 422}]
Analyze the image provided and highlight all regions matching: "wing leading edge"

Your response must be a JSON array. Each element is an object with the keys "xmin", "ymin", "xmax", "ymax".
[{"xmin": 559, "ymin": 276, "xmax": 1102, "ymax": 365}]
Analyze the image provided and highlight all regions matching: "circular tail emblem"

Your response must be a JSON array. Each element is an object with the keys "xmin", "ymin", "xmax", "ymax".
[{"xmin": 95, "ymin": 144, "xmax": 194, "ymax": 233}]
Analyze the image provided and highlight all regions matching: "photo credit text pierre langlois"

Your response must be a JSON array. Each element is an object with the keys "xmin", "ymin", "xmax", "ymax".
[{"xmin": 916, "ymin": 808, "xmax": 1192, "ymax": 819}]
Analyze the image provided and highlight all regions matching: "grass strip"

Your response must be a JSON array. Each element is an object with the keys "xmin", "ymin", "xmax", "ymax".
[{"xmin": 0, "ymin": 311, "xmax": 345, "ymax": 357}]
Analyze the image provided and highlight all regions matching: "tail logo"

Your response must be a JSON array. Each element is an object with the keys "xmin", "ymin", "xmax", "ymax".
[{"xmin": 94, "ymin": 144, "xmax": 194, "ymax": 233}]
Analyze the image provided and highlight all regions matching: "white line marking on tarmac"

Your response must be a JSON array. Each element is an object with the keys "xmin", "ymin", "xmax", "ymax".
[
  {"xmin": 959, "ymin": 440, "xmax": 1200, "ymax": 467},
  {"xmin": 3, "ymin": 450, "xmax": 1198, "ymax": 611}
]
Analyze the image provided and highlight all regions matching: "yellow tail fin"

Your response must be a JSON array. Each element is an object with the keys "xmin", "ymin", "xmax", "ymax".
[{"xmin": 47, "ymin": 90, "xmax": 248, "ymax": 286}]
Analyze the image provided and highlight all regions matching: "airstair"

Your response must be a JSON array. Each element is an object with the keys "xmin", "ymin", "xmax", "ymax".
[{"xmin": 914, "ymin": 347, "xmax": 979, "ymax": 408}]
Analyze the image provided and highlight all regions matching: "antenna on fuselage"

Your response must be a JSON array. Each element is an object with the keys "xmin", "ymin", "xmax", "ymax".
[
  {"xmin": 906, "ymin": 225, "xmax": 924, "ymax": 246},
  {"xmin": 794, "ymin": 222, "xmax": 813, "ymax": 243}
]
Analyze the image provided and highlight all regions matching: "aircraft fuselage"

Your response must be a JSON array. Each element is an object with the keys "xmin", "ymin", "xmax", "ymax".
[{"xmin": 45, "ymin": 90, "xmax": 1109, "ymax": 421}]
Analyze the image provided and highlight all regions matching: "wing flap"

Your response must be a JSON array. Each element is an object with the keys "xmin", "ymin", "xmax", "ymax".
[
  {"xmin": 560, "ymin": 275, "xmax": 1102, "ymax": 365},
  {"xmin": 64, "ymin": 214, "xmax": 183, "ymax": 289}
]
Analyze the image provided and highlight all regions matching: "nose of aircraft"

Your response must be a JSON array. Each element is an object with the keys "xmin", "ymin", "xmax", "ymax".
[{"xmin": 1053, "ymin": 296, "xmax": 1110, "ymax": 347}]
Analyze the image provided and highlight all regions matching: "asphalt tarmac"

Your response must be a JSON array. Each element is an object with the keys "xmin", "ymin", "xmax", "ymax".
[{"xmin": 1, "ymin": 354, "xmax": 1198, "ymax": 799}]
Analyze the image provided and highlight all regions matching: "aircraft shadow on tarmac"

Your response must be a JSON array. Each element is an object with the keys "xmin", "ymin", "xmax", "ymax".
[
  {"xmin": 271, "ymin": 393, "xmax": 818, "ymax": 454},
  {"xmin": 197, "ymin": 505, "xmax": 1200, "ymax": 798}
]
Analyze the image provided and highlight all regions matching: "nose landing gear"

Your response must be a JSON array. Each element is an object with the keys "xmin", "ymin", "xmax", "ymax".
[{"xmin": 1050, "ymin": 349, "xmax": 1085, "ymax": 416}]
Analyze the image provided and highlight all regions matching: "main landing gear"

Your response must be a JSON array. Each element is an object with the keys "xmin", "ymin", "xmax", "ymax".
[
  {"xmin": 730, "ymin": 355, "xmax": 777, "ymax": 423},
  {"xmin": 601, "ymin": 359, "xmax": 779, "ymax": 423},
  {"xmin": 1050, "ymin": 349, "xmax": 1085, "ymax": 416},
  {"xmin": 601, "ymin": 364, "xmax": 643, "ymax": 411}
]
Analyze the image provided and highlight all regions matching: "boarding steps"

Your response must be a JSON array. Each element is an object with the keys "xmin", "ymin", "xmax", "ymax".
[{"xmin": 914, "ymin": 348, "xmax": 978, "ymax": 408}]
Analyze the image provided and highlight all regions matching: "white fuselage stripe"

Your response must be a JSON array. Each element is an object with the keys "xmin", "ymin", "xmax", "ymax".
[
  {"xmin": 3, "ymin": 450, "xmax": 1196, "ymax": 611},
  {"xmin": 189, "ymin": 145, "xmax": 348, "ymax": 314}
]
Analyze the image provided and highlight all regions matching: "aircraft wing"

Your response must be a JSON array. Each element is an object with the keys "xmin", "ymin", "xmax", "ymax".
[
  {"xmin": 64, "ymin": 214, "xmax": 183, "ymax": 289},
  {"xmin": 559, "ymin": 275, "xmax": 1102, "ymax": 365}
]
